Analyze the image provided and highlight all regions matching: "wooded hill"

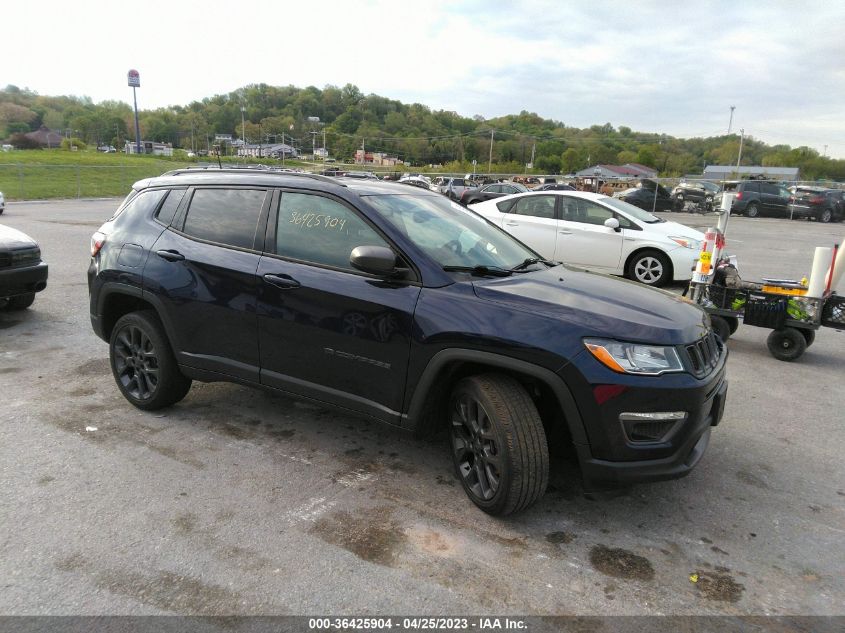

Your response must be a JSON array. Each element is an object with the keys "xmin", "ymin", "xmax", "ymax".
[{"xmin": 2, "ymin": 83, "xmax": 842, "ymax": 180}]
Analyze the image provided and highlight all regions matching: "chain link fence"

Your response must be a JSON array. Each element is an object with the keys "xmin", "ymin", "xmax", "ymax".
[{"xmin": 0, "ymin": 161, "xmax": 191, "ymax": 201}]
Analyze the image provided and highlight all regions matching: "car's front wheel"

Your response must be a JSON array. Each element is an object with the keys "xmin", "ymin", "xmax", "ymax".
[
  {"xmin": 627, "ymin": 250, "xmax": 671, "ymax": 287},
  {"xmin": 109, "ymin": 310, "xmax": 192, "ymax": 410},
  {"xmin": 449, "ymin": 374, "xmax": 548, "ymax": 516},
  {"xmin": 745, "ymin": 203, "xmax": 760, "ymax": 218}
]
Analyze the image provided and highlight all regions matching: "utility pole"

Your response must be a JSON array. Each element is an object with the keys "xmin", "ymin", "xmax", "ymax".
[
  {"xmin": 323, "ymin": 129, "xmax": 327, "ymax": 163},
  {"xmin": 823, "ymin": 144, "xmax": 828, "ymax": 157},
  {"xmin": 728, "ymin": 105, "xmax": 735, "ymax": 134},
  {"xmin": 529, "ymin": 143, "xmax": 536, "ymax": 171},
  {"xmin": 240, "ymin": 102, "xmax": 247, "ymax": 163},
  {"xmin": 735, "ymin": 128, "xmax": 745, "ymax": 174},
  {"xmin": 487, "ymin": 129, "xmax": 494, "ymax": 175}
]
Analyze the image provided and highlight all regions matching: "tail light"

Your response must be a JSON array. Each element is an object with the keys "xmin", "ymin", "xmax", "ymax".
[
  {"xmin": 809, "ymin": 196, "xmax": 824, "ymax": 204},
  {"xmin": 91, "ymin": 231, "xmax": 107, "ymax": 257},
  {"xmin": 735, "ymin": 192, "xmax": 743, "ymax": 200}
]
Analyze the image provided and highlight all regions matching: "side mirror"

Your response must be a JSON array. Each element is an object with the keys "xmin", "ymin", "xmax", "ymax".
[
  {"xmin": 350, "ymin": 245, "xmax": 406, "ymax": 277},
  {"xmin": 604, "ymin": 217, "xmax": 621, "ymax": 232}
]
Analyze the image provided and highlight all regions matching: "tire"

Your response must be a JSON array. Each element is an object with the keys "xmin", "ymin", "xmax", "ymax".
[
  {"xmin": 710, "ymin": 315, "xmax": 732, "ymax": 342},
  {"xmin": 800, "ymin": 329, "xmax": 816, "ymax": 347},
  {"xmin": 766, "ymin": 327, "xmax": 807, "ymax": 362},
  {"xmin": 726, "ymin": 316, "xmax": 740, "ymax": 335},
  {"xmin": 673, "ymin": 195, "xmax": 684, "ymax": 211},
  {"xmin": 109, "ymin": 310, "xmax": 192, "ymax": 410},
  {"xmin": 818, "ymin": 208, "xmax": 832, "ymax": 223},
  {"xmin": 448, "ymin": 373, "xmax": 549, "ymax": 516},
  {"xmin": 627, "ymin": 250, "xmax": 672, "ymax": 287},
  {"xmin": 5, "ymin": 293, "xmax": 35, "ymax": 310},
  {"xmin": 745, "ymin": 203, "xmax": 760, "ymax": 218}
]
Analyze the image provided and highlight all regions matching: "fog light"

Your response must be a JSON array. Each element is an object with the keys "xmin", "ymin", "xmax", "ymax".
[{"xmin": 619, "ymin": 411, "xmax": 687, "ymax": 444}]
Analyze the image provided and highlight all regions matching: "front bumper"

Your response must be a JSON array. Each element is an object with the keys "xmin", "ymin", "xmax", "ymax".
[
  {"xmin": 0, "ymin": 262, "xmax": 48, "ymax": 298},
  {"xmin": 562, "ymin": 343, "xmax": 728, "ymax": 492}
]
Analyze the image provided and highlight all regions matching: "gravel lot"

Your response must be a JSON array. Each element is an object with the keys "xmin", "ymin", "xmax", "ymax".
[{"xmin": 1, "ymin": 199, "xmax": 843, "ymax": 616}]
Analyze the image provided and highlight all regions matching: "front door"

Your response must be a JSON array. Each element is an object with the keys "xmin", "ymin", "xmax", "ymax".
[
  {"xmin": 498, "ymin": 195, "xmax": 559, "ymax": 260},
  {"xmin": 257, "ymin": 190, "xmax": 420, "ymax": 423}
]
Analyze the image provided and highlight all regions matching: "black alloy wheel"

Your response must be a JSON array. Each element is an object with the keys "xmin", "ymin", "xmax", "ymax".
[
  {"xmin": 448, "ymin": 374, "xmax": 548, "ymax": 515},
  {"xmin": 109, "ymin": 311, "xmax": 192, "ymax": 410}
]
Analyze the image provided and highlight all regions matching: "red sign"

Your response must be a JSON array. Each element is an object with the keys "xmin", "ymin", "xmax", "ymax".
[{"xmin": 127, "ymin": 69, "xmax": 140, "ymax": 88}]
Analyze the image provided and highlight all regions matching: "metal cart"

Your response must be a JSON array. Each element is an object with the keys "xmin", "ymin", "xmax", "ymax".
[{"xmin": 695, "ymin": 284, "xmax": 845, "ymax": 361}]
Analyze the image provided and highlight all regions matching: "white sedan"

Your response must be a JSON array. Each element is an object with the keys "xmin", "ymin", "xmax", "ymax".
[{"xmin": 470, "ymin": 191, "xmax": 703, "ymax": 286}]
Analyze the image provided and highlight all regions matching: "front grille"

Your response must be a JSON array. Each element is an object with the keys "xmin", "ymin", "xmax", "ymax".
[
  {"xmin": 0, "ymin": 247, "xmax": 41, "ymax": 269},
  {"xmin": 684, "ymin": 331, "xmax": 722, "ymax": 377}
]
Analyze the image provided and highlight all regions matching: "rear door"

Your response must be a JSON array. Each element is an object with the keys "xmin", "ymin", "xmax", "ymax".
[
  {"xmin": 498, "ymin": 195, "xmax": 559, "ymax": 260},
  {"xmin": 760, "ymin": 182, "xmax": 788, "ymax": 217},
  {"xmin": 145, "ymin": 187, "xmax": 269, "ymax": 381},
  {"xmin": 555, "ymin": 196, "xmax": 624, "ymax": 271},
  {"xmin": 256, "ymin": 189, "xmax": 419, "ymax": 423}
]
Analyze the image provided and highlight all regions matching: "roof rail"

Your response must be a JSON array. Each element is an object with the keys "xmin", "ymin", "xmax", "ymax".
[{"xmin": 159, "ymin": 165, "xmax": 345, "ymax": 186}]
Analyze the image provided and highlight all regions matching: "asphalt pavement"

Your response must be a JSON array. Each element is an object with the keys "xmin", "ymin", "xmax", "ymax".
[{"xmin": 1, "ymin": 199, "xmax": 843, "ymax": 616}]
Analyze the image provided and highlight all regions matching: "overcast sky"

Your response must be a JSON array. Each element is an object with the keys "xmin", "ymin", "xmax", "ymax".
[{"xmin": 4, "ymin": 0, "xmax": 845, "ymax": 157}]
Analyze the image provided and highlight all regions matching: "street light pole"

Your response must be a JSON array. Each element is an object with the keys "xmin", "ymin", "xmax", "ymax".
[
  {"xmin": 728, "ymin": 105, "xmax": 735, "ymax": 134},
  {"xmin": 487, "ymin": 129, "xmax": 494, "ymax": 175},
  {"xmin": 240, "ymin": 104, "xmax": 247, "ymax": 163}
]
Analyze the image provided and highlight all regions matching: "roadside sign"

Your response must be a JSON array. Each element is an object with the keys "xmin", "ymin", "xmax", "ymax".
[{"xmin": 127, "ymin": 69, "xmax": 140, "ymax": 87}]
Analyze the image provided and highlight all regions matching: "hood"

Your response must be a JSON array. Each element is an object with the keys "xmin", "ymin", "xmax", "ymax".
[
  {"xmin": 0, "ymin": 224, "xmax": 39, "ymax": 250},
  {"xmin": 472, "ymin": 265, "xmax": 709, "ymax": 345},
  {"xmin": 638, "ymin": 219, "xmax": 703, "ymax": 241}
]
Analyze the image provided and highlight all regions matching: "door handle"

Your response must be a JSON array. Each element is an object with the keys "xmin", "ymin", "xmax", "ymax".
[
  {"xmin": 263, "ymin": 273, "xmax": 301, "ymax": 289},
  {"xmin": 558, "ymin": 230, "xmax": 572, "ymax": 235},
  {"xmin": 156, "ymin": 249, "xmax": 185, "ymax": 262},
  {"xmin": 505, "ymin": 221, "xmax": 520, "ymax": 226}
]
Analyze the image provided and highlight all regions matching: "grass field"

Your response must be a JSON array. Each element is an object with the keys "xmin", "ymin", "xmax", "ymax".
[{"xmin": 0, "ymin": 150, "xmax": 318, "ymax": 201}]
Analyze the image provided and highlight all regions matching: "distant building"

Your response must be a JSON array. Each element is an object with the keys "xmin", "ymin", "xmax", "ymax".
[
  {"xmin": 703, "ymin": 165, "xmax": 800, "ymax": 181},
  {"xmin": 237, "ymin": 143, "xmax": 298, "ymax": 159},
  {"xmin": 575, "ymin": 163, "xmax": 658, "ymax": 180},
  {"xmin": 124, "ymin": 141, "xmax": 173, "ymax": 156},
  {"xmin": 355, "ymin": 149, "xmax": 401, "ymax": 166},
  {"xmin": 24, "ymin": 126, "xmax": 64, "ymax": 148}
]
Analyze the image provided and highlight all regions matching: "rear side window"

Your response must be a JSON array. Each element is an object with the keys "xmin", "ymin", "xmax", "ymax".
[
  {"xmin": 155, "ymin": 188, "xmax": 187, "ymax": 226},
  {"xmin": 275, "ymin": 192, "xmax": 388, "ymax": 270},
  {"xmin": 509, "ymin": 195, "xmax": 556, "ymax": 219},
  {"xmin": 116, "ymin": 189, "xmax": 166, "ymax": 221},
  {"xmin": 760, "ymin": 183, "xmax": 779, "ymax": 195},
  {"xmin": 181, "ymin": 188, "xmax": 266, "ymax": 250},
  {"xmin": 742, "ymin": 182, "xmax": 760, "ymax": 194}
]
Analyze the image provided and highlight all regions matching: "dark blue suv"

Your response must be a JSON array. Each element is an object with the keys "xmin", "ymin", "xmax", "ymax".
[{"xmin": 88, "ymin": 168, "xmax": 728, "ymax": 515}]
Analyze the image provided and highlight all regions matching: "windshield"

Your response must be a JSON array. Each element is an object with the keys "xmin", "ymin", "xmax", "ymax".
[
  {"xmin": 365, "ymin": 194, "xmax": 538, "ymax": 270},
  {"xmin": 600, "ymin": 196, "xmax": 662, "ymax": 223}
]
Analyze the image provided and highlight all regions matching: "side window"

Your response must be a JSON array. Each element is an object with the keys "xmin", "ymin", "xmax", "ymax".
[
  {"xmin": 569, "ymin": 200, "xmax": 615, "ymax": 226},
  {"xmin": 181, "ymin": 188, "xmax": 266, "ymax": 250},
  {"xmin": 155, "ymin": 188, "xmax": 187, "ymax": 226},
  {"xmin": 743, "ymin": 182, "xmax": 760, "ymax": 194},
  {"xmin": 118, "ymin": 189, "xmax": 166, "ymax": 220},
  {"xmin": 760, "ymin": 183, "xmax": 778, "ymax": 196},
  {"xmin": 510, "ymin": 195, "xmax": 556, "ymax": 219},
  {"xmin": 275, "ymin": 192, "xmax": 389, "ymax": 270},
  {"xmin": 496, "ymin": 198, "xmax": 516, "ymax": 213}
]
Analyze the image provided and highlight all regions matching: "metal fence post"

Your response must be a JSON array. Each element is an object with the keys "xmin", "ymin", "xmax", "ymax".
[
  {"xmin": 18, "ymin": 163, "xmax": 24, "ymax": 199},
  {"xmin": 77, "ymin": 165, "xmax": 81, "ymax": 198}
]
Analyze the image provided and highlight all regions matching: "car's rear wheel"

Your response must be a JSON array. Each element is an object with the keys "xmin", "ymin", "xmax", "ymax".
[
  {"xmin": 819, "ymin": 208, "xmax": 832, "ymax": 223},
  {"xmin": 449, "ymin": 374, "xmax": 548, "ymax": 516},
  {"xmin": 627, "ymin": 250, "xmax": 671, "ymax": 287},
  {"xmin": 745, "ymin": 203, "xmax": 760, "ymax": 218},
  {"xmin": 109, "ymin": 310, "xmax": 192, "ymax": 410},
  {"xmin": 5, "ymin": 293, "xmax": 35, "ymax": 310}
]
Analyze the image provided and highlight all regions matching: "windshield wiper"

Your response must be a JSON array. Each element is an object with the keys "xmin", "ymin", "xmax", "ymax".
[
  {"xmin": 442, "ymin": 265, "xmax": 512, "ymax": 277},
  {"xmin": 510, "ymin": 257, "xmax": 555, "ymax": 272}
]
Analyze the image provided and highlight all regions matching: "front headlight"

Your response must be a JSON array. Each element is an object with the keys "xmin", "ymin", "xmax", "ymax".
[
  {"xmin": 584, "ymin": 338, "xmax": 684, "ymax": 375},
  {"xmin": 669, "ymin": 236, "xmax": 701, "ymax": 250}
]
